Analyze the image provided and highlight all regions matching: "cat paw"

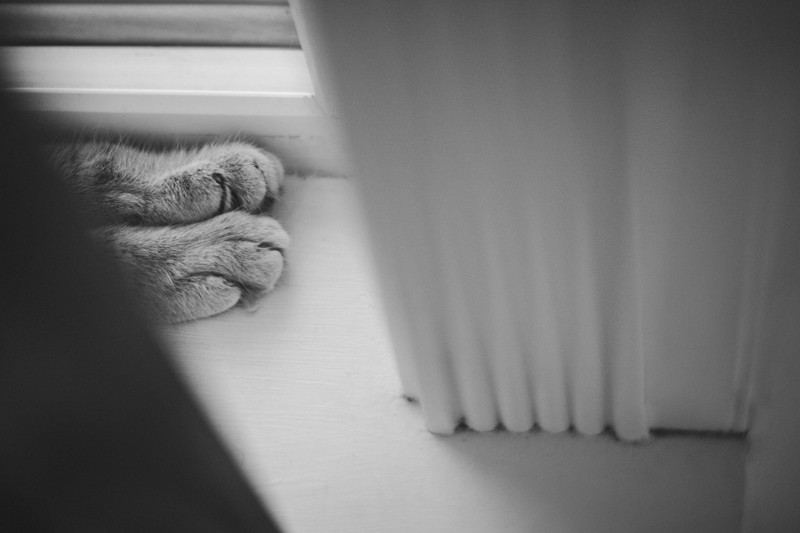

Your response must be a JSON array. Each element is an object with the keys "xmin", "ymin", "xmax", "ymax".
[
  {"xmin": 199, "ymin": 211, "xmax": 290, "ymax": 296},
  {"xmin": 102, "ymin": 211, "xmax": 290, "ymax": 322},
  {"xmin": 148, "ymin": 143, "xmax": 284, "ymax": 225},
  {"xmin": 205, "ymin": 143, "xmax": 284, "ymax": 214},
  {"xmin": 163, "ymin": 275, "xmax": 245, "ymax": 323},
  {"xmin": 165, "ymin": 212, "xmax": 290, "ymax": 321}
]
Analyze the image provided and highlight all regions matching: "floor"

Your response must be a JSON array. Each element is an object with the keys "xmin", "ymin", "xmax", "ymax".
[{"xmin": 160, "ymin": 176, "xmax": 746, "ymax": 533}]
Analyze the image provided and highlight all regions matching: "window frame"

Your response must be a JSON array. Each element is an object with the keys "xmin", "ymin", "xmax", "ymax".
[{"xmin": 0, "ymin": 1, "xmax": 342, "ymax": 174}]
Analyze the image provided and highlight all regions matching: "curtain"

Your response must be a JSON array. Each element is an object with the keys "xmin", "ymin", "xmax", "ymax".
[{"xmin": 295, "ymin": 0, "xmax": 800, "ymax": 440}]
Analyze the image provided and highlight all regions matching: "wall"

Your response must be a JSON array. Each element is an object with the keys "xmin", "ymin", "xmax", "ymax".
[{"xmin": 741, "ymin": 44, "xmax": 800, "ymax": 528}]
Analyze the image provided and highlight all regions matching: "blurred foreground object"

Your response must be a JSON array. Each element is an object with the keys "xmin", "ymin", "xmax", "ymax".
[{"xmin": 0, "ymin": 69, "xmax": 282, "ymax": 532}]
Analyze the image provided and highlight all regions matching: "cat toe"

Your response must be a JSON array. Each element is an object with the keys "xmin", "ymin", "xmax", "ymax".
[
  {"xmin": 215, "ymin": 144, "xmax": 284, "ymax": 212},
  {"xmin": 195, "ymin": 212, "xmax": 289, "ymax": 296},
  {"xmin": 250, "ymin": 148, "xmax": 284, "ymax": 196},
  {"xmin": 242, "ymin": 240, "xmax": 286, "ymax": 292},
  {"xmin": 157, "ymin": 274, "xmax": 242, "ymax": 323}
]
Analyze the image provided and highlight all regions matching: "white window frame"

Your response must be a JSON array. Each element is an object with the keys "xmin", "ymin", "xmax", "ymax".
[
  {"xmin": 1, "ymin": 1, "xmax": 343, "ymax": 174},
  {"xmin": 3, "ymin": 46, "xmax": 319, "ymax": 117}
]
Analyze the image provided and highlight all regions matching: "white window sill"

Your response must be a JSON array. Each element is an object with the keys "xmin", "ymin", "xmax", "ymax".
[{"xmin": 163, "ymin": 176, "xmax": 745, "ymax": 533}]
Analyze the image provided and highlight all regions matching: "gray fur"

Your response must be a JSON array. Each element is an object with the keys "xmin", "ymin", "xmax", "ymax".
[{"xmin": 49, "ymin": 139, "xmax": 289, "ymax": 323}]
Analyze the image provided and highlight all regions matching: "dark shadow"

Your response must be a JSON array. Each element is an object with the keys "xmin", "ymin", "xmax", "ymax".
[{"xmin": 0, "ymin": 26, "xmax": 283, "ymax": 533}]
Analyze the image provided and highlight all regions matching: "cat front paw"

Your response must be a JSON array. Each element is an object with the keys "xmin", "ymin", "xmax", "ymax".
[
  {"xmin": 105, "ymin": 211, "xmax": 291, "ymax": 322},
  {"xmin": 171, "ymin": 211, "xmax": 290, "ymax": 319},
  {"xmin": 146, "ymin": 143, "xmax": 285, "ymax": 226},
  {"xmin": 208, "ymin": 143, "xmax": 284, "ymax": 214},
  {"xmin": 207, "ymin": 212, "xmax": 290, "ymax": 298}
]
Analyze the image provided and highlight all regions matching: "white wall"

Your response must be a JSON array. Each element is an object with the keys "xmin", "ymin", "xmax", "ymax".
[
  {"xmin": 745, "ymin": 273, "xmax": 800, "ymax": 530},
  {"xmin": 742, "ymin": 66, "xmax": 800, "ymax": 530}
]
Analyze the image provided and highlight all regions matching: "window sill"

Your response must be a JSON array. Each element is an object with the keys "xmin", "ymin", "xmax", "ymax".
[{"xmin": 163, "ymin": 176, "xmax": 745, "ymax": 533}]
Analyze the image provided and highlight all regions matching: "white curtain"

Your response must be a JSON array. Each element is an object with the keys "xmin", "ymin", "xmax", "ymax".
[{"xmin": 295, "ymin": 0, "xmax": 800, "ymax": 440}]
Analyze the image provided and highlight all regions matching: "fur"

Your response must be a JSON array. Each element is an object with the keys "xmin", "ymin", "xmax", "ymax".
[{"xmin": 48, "ymin": 139, "xmax": 290, "ymax": 323}]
